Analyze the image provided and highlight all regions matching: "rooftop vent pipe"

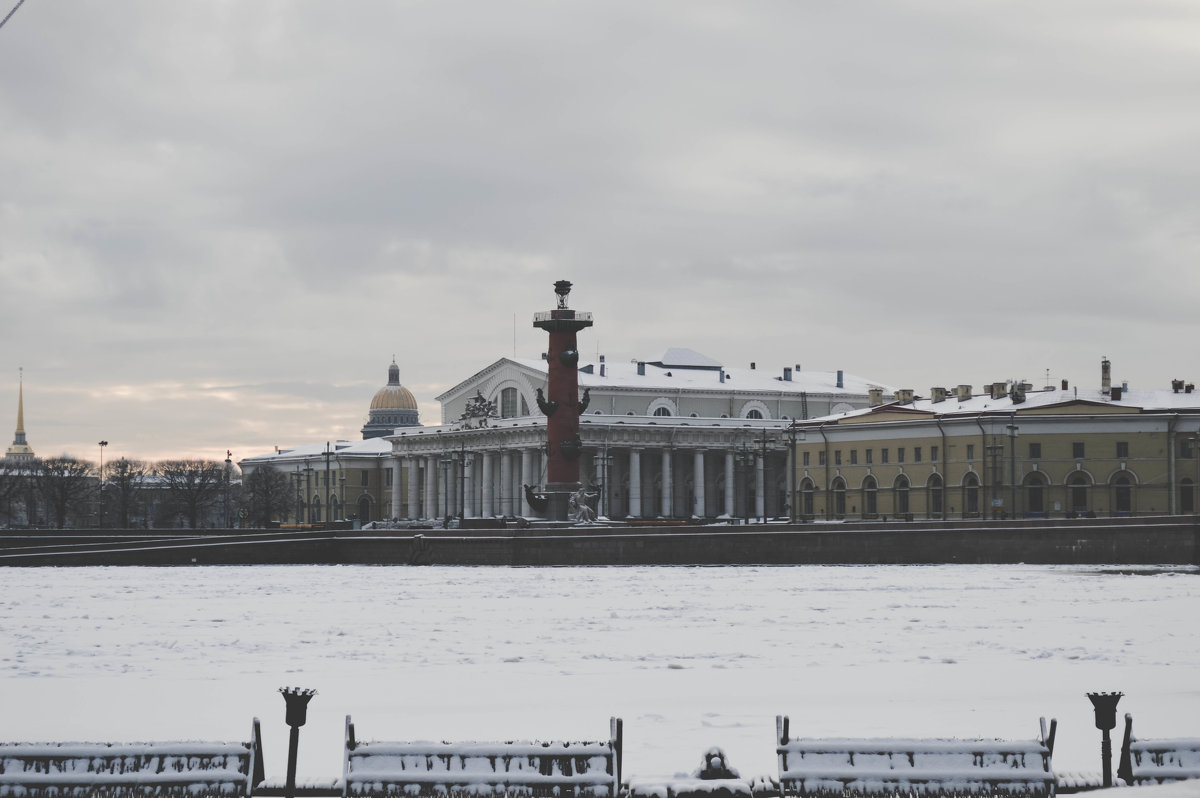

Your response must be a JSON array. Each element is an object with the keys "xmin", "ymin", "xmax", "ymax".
[{"xmin": 1102, "ymin": 357, "xmax": 1112, "ymax": 396}]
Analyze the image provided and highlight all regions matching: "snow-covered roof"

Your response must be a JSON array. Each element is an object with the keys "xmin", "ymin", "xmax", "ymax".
[
  {"xmin": 504, "ymin": 357, "xmax": 891, "ymax": 397},
  {"xmin": 801, "ymin": 385, "xmax": 1200, "ymax": 424},
  {"xmin": 646, "ymin": 348, "xmax": 723, "ymax": 370},
  {"xmin": 239, "ymin": 437, "xmax": 392, "ymax": 466}
]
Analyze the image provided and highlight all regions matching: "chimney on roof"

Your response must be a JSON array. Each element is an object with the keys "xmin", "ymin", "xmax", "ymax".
[
  {"xmin": 600, "ymin": 363, "xmax": 606, "ymax": 377},
  {"xmin": 1102, "ymin": 357, "xmax": 1112, "ymax": 396},
  {"xmin": 956, "ymin": 384, "xmax": 973, "ymax": 402},
  {"xmin": 750, "ymin": 362, "xmax": 756, "ymax": 370},
  {"xmin": 783, "ymin": 367, "xmax": 792, "ymax": 381},
  {"xmin": 1189, "ymin": 384, "xmax": 1196, "ymax": 394},
  {"xmin": 896, "ymin": 389, "xmax": 914, "ymax": 405},
  {"xmin": 1062, "ymin": 379, "xmax": 1069, "ymax": 390},
  {"xmin": 837, "ymin": 370, "xmax": 844, "ymax": 389},
  {"xmin": 990, "ymin": 382, "xmax": 1007, "ymax": 400},
  {"xmin": 637, "ymin": 361, "xmax": 645, "ymax": 376},
  {"xmin": 1173, "ymin": 379, "xmax": 1184, "ymax": 393},
  {"xmin": 931, "ymin": 386, "xmax": 947, "ymax": 404},
  {"xmin": 1111, "ymin": 386, "xmax": 1122, "ymax": 401},
  {"xmin": 869, "ymin": 387, "xmax": 883, "ymax": 407},
  {"xmin": 720, "ymin": 369, "xmax": 725, "ymax": 383},
  {"xmin": 795, "ymin": 363, "xmax": 802, "ymax": 372}
]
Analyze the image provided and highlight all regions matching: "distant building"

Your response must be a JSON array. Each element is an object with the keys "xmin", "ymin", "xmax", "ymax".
[
  {"xmin": 387, "ymin": 349, "xmax": 891, "ymax": 522},
  {"xmin": 241, "ymin": 350, "xmax": 892, "ymax": 524},
  {"xmin": 790, "ymin": 362, "xmax": 1200, "ymax": 520},
  {"xmin": 5, "ymin": 370, "xmax": 35, "ymax": 463}
]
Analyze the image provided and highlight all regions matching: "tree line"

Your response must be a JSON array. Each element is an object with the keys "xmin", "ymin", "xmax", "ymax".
[{"xmin": 0, "ymin": 457, "xmax": 293, "ymax": 530}]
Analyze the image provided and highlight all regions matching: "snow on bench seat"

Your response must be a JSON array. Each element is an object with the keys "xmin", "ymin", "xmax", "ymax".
[
  {"xmin": 1128, "ymin": 738, "xmax": 1200, "ymax": 785},
  {"xmin": 0, "ymin": 722, "xmax": 263, "ymax": 798},
  {"xmin": 342, "ymin": 717, "xmax": 623, "ymax": 798},
  {"xmin": 775, "ymin": 715, "xmax": 1056, "ymax": 798}
]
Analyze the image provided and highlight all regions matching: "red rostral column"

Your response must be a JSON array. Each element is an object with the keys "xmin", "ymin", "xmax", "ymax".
[{"xmin": 533, "ymin": 280, "xmax": 593, "ymax": 520}]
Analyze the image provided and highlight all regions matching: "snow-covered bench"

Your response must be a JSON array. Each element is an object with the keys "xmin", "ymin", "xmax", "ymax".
[
  {"xmin": 1118, "ymin": 715, "xmax": 1200, "ymax": 786},
  {"xmin": 775, "ymin": 715, "xmax": 1056, "ymax": 798},
  {"xmin": 342, "ymin": 716, "xmax": 623, "ymax": 798},
  {"xmin": 0, "ymin": 719, "xmax": 264, "ymax": 798}
]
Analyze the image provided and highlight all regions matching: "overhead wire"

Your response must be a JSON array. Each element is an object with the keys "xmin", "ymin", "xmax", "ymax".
[{"xmin": 0, "ymin": 0, "xmax": 27, "ymax": 31}]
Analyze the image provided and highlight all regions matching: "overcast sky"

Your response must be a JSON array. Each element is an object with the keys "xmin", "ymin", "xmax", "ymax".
[{"xmin": 2, "ymin": 1, "xmax": 1198, "ymax": 464}]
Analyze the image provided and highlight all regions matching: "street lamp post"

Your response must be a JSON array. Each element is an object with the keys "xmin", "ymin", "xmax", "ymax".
[
  {"xmin": 293, "ymin": 466, "xmax": 302, "ymax": 524},
  {"xmin": 97, "ymin": 441, "xmax": 108, "ymax": 528},
  {"xmin": 324, "ymin": 442, "xmax": 333, "ymax": 524},
  {"xmin": 1088, "ymin": 692, "xmax": 1123, "ymax": 788},
  {"xmin": 223, "ymin": 450, "xmax": 232, "ymax": 528},
  {"xmin": 1007, "ymin": 423, "xmax": 1019, "ymax": 519}
]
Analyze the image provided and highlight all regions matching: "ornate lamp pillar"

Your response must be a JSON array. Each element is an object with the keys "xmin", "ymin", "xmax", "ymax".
[
  {"xmin": 1088, "ymin": 692, "xmax": 1123, "ymax": 788},
  {"xmin": 532, "ymin": 280, "xmax": 594, "ymax": 520}
]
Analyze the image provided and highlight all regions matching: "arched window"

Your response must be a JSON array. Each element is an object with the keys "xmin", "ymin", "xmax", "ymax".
[
  {"xmin": 499, "ymin": 387, "xmax": 519, "ymax": 418},
  {"xmin": 1067, "ymin": 473, "xmax": 1090, "ymax": 515},
  {"xmin": 1112, "ymin": 473, "xmax": 1133, "ymax": 516},
  {"xmin": 863, "ymin": 476, "xmax": 878, "ymax": 517},
  {"xmin": 894, "ymin": 474, "xmax": 910, "ymax": 515},
  {"xmin": 310, "ymin": 498, "xmax": 322, "ymax": 523},
  {"xmin": 963, "ymin": 473, "xmax": 980, "ymax": 517},
  {"xmin": 927, "ymin": 474, "xmax": 943, "ymax": 518},
  {"xmin": 746, "ymin": 409, "xmax": 763, "ymax": 419},
  {"xmin": 1023, "ymin": 472, "xmax": 1048, "ymax": 516},
  {"xmin": 831, "ymin": 477, "xmax": 847, "ymax": 518},
  {"xmin": 799, "ymin": 478, "xmax": 815, "ymax": 518},
  {"xmin": 653, "ymin": 406, "xmax": 672, "ymax": 417}
]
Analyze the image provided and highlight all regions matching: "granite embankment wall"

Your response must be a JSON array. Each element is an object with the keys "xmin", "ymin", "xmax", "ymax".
[{"xmin": 0, "ymin": 517, "xmax": 1197, "ymax": 566}]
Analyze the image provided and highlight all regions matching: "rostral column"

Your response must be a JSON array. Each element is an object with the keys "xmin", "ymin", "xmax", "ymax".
[{"xmin": 532, "ymin": 280, "xmax": 593, "ymax": 521}]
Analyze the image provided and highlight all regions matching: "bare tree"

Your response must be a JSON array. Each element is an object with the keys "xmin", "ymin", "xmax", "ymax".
[
  {"xmin": 34, "ymin": 457, "xmax": 96, "ymax": 529},
  {"xmin": 155, "ymin": 459, "xmax": 225, "ymax": 529},
  {"xmin": 0, "ymin": 459, "xmax": 29, "ymax": 527},
  {"xmin": 240, "ymin": 465, "xmax": 292, "ymax": 527},
  {"xmin": 106, "ymin": 457, "xmax": 150, "ymax": 529}
]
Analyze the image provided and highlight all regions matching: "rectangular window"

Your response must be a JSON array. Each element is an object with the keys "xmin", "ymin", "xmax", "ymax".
[
  {"xmin": 384, "ymin": 468, "xmax": 393, "ymax": 484},
  {"xmin": 1182, "ymin": 439, "xmax": 1196, "ymax": 459},
  {"xmin": 966, "ymin": 444, "xmax": 975, "ymax": 460},
  {"xmin": 818, "ymin": 451, "xmax": 826, "ymax": 466},
  {"xmin": 931, "ymin": 446, "xmax": 938, "ymax": 462},
  {"xmin": 866, "ymin": 449, "xmax": 874, "ymax": 464},
  {"xmin": 881, "ymin": 449, "xmax": 890, "ymax": 464},
  {"xmin": 834, "ymin": 450, "xmax": 842, "ymax": 466},
  {"xmin": 1073, "ymin": 442, "xmax": 1085, "ymax": 459},
  {"xmin": 850, "ymin": 450, "xmax": 858, "ymax": 465},
  {"xmin": 914, "ymin": 447, "xmax": 922, "ymax": 463},
  {"xmin": 1116, "ymin": 441, "xmax": 1129, "ymax": 459},
  {"xmin": 897, "ymin": 448, "xmax": 906, "ymax": 463},
  {"xmin": 1029, "ymin": 442, "xmax": 1041, "ymax": 459},
  {"xmin": 802, "ymin": 451, "xmax": 810, "ymax": 466},
  {"xmin": 361, "ymin": 469, "xmax": 370, "ymax": 486}
]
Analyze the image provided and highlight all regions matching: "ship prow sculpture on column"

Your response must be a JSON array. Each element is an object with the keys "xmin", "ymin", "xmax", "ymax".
[{"xmin": 532, "ymin": 280, "xmax": 594, "ymax": 521}]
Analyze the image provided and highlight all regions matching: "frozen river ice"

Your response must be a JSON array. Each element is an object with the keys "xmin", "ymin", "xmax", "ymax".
[{"xmin": 0, "ymin": 564, "xmax": 1196, "ymax": 783}]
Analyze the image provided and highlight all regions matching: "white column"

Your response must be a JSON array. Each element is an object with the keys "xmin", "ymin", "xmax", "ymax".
[
  {"xmin": 481, "ymin": 452, "xmax": 494, "ymax": 518},
  {"xmin": 693, "ymin": 449, "xmax": 706, "ymax": 518},
  {"xmin": 520, "ymin": 448, "xmax": 534, "ymax": 515},
  {"xmin": 424, "ymin": 455, "xmax": 438, "ymax": 520},
  {"xmin": 463, "ymin": 455, "xmax": 475, "ymax": 518},
  {"xmin": 628, "ymin": 448, "xmax": 642, "ymax": 519},
  {"xmin": 755, "ymin": 455, "xmax": 766, "ymax": 521},
  {"xmin": 406, "ymin": 456, "xmax": 420, "ymax": 520},
  {"xmin": 390, "ymin": 455, "xmax": 402, "ymax": 521},
  {"xmin": 500, "ymin": 451, "xmax": 513, "ymax": 517},
  {"xmin": 724, "ymin": 451, "xmax": 736, "ymax": 517},
  {"xmin": 661, "ymin": 450, "xmax": 673, "ymax": 518}
]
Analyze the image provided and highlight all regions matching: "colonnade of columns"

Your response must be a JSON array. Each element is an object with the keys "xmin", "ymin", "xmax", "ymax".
[{"xmin": 392, "ymin": 445, "xmax": 788, "ymax": 522}]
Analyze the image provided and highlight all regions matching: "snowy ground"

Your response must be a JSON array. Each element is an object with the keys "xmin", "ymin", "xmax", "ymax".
[{"xmin": 0, "ymin": 565, "xmax": 1197, "ymax": 786}]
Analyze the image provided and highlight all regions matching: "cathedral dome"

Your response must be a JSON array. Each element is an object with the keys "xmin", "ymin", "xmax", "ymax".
[
  {"xmin": 370, "ymin": 361, "xmax": 418, "ymax": 410},
  {"xmin": 362, "ymin": 360, "xmax": 420, "ymax": 439}
]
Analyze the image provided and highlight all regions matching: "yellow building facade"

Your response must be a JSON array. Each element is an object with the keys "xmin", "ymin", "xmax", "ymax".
[{"xmin": 792, "ymin": 384, "xmax": 1200, "ymax": 521}]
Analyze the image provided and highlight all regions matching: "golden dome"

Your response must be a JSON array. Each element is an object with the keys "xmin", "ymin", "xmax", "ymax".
[
  {"xmin": 370, "ymin": 384, "xmax": 418, "ymax": 410},
  {"xmin": 369, "ymin": 360, "xmax": 418, "ymax": 410}
]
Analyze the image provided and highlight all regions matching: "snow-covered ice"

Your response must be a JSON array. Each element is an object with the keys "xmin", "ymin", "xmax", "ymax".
[{"xmin": 0, "ymin": 564, "xmax": 1196, "ymax": 786}]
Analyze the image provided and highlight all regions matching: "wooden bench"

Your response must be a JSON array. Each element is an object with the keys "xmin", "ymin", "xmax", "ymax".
[
  {"xmin": 775, "ymin": 715, "xmax": 1056, "ymax": 798},
  {"xmin": 0, "ymin": 719, "xmax": 264, "ymax": 798},
  {"xmin": 1118, "ymin": 713, "xmax": 1200, "ymax": 786},
  {"xmin": 342, "ymin": 716, "xmax": 622, "ymax": 798}
]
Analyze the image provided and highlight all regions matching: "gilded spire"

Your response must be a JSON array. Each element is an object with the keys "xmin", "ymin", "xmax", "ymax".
[{"xmin": 6, "ymin": 367, "xmax": 34, "ymax": 461}]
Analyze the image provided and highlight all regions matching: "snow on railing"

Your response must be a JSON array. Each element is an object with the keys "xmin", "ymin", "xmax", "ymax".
[
  {"xmin": 1129, "ymin": 738, "xmax": 1200, "ymax": 785},
  {"xmin": 343, "ymin": 718, "xmax": 622, "ymax": 798}
]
